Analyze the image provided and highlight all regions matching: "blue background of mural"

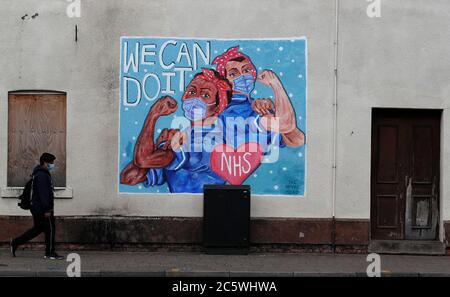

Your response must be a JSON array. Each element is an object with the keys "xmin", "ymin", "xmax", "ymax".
[{"xmin": 119, "ymin": 37, "xmax": 307, "ymax": 195}]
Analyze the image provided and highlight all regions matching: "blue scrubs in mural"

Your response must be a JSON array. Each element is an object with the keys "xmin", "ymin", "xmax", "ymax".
[
  {"xmin": 143, "ymin": 125, "xmax": 226, "ymax": 193},
  {"xmin": 218, "ymin": 94, "xmax": 284, "ymax": 152},
  {"xmin": 143, "ymin": 95, "xmax": 282, "ymax": 193}
]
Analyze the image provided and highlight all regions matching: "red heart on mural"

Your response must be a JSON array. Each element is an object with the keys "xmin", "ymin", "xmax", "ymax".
[{"xmin": 210, "ymin": 142, "xmax": 263, "ymax": 185}]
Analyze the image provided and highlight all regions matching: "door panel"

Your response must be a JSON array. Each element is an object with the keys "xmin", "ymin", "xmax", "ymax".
[
  {"xmin": 376, "ymin": 126, "xmax": 399, "ymax": 183},
  {"xmin": 411, "ymin": 125, "xmax": 433, "ymax": 184},
  {"xmin": 376, "ymin": 195, "xmax": 400, "ymax": 228},
  {"xmin": 371, "ymin": 112, "xmax": 408, "ymax": 240},
  {"xmin": 405, "ymin": 113, "xmax": 440, "ymax": 240},
  {"xmin": 371, "ymin": 109, "xmax": 440, "ymax": 241},
  {"xmin": 411, "ymin": 195, "xmax": 431, "ymax": 227}
]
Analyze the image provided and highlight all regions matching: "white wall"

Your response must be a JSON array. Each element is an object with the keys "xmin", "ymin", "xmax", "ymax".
[
  {"xmin": 0, "ymin": 0, "xmax": 335, "ymax": 218},
  {"xmin": 0, "ymin": 0, "xmax": 448, "ymax": 221},
  {"xmin": 336, "ymin": 0, "xmax": 450, "ymax": 220}
]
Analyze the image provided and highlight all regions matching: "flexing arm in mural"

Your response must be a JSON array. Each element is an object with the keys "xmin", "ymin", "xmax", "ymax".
[
  {"xmin": 120, "ymin": 97, "xmax": 179, "ymax": 185},
  {"xmin": 213, "ymin": 46, "xmax": 305, "ymax": 147},
  {"xmin": 134, "ymin": 97, "xmax": 180, "ymax": 167},
  {"xmin": 120, "ymin": 69, "xmax": 233, "ymax": 191},
  {"xmin": 256, "ymin": 70, "xmax": 305, "ymax": 146}
]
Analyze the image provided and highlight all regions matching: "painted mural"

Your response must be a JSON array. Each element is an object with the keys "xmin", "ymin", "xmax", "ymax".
[{"xmin": 119, "ymin": 37, "xmax": 307, "ymax": 195}]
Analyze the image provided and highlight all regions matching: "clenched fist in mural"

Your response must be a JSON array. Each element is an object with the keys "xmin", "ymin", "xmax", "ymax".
[{"xmin": 120, "ymin": 96, "xmax": 179, "ymax": 185}]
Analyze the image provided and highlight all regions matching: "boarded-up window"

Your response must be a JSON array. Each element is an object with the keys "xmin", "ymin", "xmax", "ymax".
[{"xmin": 8, "ymin": 91, "xmax": 66, "ymax": 187}]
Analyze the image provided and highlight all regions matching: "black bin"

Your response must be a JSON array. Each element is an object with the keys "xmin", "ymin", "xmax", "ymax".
[{"xmin": 203, "ymin": 185, "xmax": 250, "ymax": 255}]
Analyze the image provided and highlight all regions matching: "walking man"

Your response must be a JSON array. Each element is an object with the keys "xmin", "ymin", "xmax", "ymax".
[{"xmin": 10, "ymin": 153, "xmax": 63, "ymax": 260}]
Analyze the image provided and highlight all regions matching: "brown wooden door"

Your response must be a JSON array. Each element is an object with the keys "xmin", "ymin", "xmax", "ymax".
[
  {"xmin": 371, "ymin": 109, "xmax": 440, "ymax": 240},
  {"xmin": 8, "ymin": 92, "xmax": 66, "ymax": 187}
]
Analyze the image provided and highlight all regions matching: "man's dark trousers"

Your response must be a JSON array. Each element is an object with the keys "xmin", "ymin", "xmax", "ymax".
[{"xmin": 14, "ymin": 211, "xmax": 56, "ymax": 255}]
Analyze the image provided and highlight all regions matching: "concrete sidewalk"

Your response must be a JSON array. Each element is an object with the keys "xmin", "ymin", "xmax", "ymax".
[{"xmin": 1, "ymin": 248, "xmax": 450, "ymax": 277}]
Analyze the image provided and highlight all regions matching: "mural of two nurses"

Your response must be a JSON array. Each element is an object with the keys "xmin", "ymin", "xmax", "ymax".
[{"xmin": 119, "ymin": 37, "xmax": 307, "ymax": 196}]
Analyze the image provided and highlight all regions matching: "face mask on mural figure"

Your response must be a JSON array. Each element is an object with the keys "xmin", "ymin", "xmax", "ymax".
[
  {"xmin": 182, "ymin": 97, "xmax": 215, "ymax": 121},
  {"xmin": 232, "ymin": 74, "xmax": 255, "ymax": 95}
]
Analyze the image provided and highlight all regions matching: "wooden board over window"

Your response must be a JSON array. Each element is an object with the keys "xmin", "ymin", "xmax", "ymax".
[{"xmin": 8, "ymin": 92, "xmax": 66, "ymax": 187}]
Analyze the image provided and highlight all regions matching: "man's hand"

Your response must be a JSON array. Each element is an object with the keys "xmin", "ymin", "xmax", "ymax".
[
  {"xmin": 252, "ymin": 99, "xmax": 275, "ymax": 116},
  {"xmin": 44, "ymin": 212, "xmax": 51, "ymax": 218},
  {"xmin": 257, "ymin": 70, "xmax": 281, "ymax": 87}
]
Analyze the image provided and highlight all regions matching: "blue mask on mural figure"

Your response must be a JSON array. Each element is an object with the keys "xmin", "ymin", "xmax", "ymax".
[
  {"xmin": 232, "ymin": 74, "xmax": 255, "ymax": 95},
  {"xmin": 47, "ymin": 163, "xmax": 55, "ymax": 172},
  {"xmin": 182, "ymin": 97, "xmax": 215, "ymax": 121}
]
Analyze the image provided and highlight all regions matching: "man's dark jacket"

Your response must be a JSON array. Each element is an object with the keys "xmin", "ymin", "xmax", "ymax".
[{"xmin": 30, "ymin": 166, "xmax": 54, "ymax": 214}]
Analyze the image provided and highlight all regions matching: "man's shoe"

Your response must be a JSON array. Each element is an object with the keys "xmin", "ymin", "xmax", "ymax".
[
  {"xmin": 44, "ymin": 253, "xmax": 64, "ymax": 260},
  {"xmin": 10, "ymin": 238, "xmax": 16, "ymax": 257}
]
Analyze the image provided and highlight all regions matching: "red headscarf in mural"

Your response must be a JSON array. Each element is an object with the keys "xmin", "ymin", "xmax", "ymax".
[
  {"xmin": 212, "ymin": 46, "xmax": 257, "ymax": 80},
  {"xmin": 182, "ymin": 68, "xmax": 231, "ymax": 115}
]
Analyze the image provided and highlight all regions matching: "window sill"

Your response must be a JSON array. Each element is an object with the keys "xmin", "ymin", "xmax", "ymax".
[{"xmin": 1, "ymin": 187, "xmax": 73, "ymax": 199}]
